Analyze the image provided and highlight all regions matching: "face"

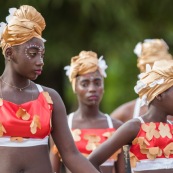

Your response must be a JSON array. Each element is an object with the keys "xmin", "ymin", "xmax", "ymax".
[
  {"xmin": 75, "ymin": 70, "xmax": 104, "ymax": 106},
  {"xmin": 8, "ymin": 37, "xmax": 45, "ymax": 80}
]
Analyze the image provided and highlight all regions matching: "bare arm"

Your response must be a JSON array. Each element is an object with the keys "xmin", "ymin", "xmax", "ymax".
[
  {"xmin": 46, "ymin": 88, "xmax": 99, "ymax": 173},
  {"xmin": 49, "ymin": 136, "xmax": 62, "ymax": 173},
  {"xmin": 88, "ymin": 119, "xmax": 140, "ymax": 169}
]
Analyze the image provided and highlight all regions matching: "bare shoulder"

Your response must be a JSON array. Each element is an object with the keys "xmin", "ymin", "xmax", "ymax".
[
  {"xmin": 40, "ymin": 85, "xmax": 66, "ymax": 117},
  {"xmin": 111, "ymin": 118, "xmax": 123, "ymax": 129},
  {"xmin": 117, "ymin": 118, "xmax": 142, "ymax": 142},
  {"xmin": 41, "ymin": 85, "xmax": 61, "ymax": 99},
  {"xmin": 110, "ymin": 99, "xmax": 137, "ymax": 122}
]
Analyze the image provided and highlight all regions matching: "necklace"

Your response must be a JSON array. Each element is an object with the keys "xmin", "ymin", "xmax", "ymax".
[{"xmin": 0, "ymin": 77, "xmax": 31, "ymax": 91}]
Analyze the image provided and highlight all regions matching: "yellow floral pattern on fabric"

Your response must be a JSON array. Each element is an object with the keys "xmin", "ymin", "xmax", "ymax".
[
  {"xmin": 0, "ymin": 98, "xmax": 3, "ymax": 106},
  {"xmin": 16, "ymin": 107, "xmax": 30, "ymax": 120},
  {"xmin": 158, "ymin": 122, "xmax": 172, "ymax": 138},
  {"xmin": 43, "ymin": 92, "xmax": 53, "ymax": 104},
  {"xmin": 142, "ymin": 147, "xmax": 162, "ymax": 160},
  {"xmin": 30, "ymin": 115, "xmax": 41, "ymax": 134},
  {"xmin": 130, "ymin": 152, "xmax": 140, "ymax": 168},
  {"xmin": 84, "ymin": 134, "xmax": 101, "ymax": 151},
  {"xmin": 71, "ymin": 129, "xmax": 81, "ymax": 142},
  {"xmin": 0, "ymin": 122, "xmax": 6, "ymax": 136},
  {"xmin": 10, "ymin": 137, "xmax": 23, "ymax": 142},
  {"xmin": 131, "ymin": 122, "xmax": 173, "ymax": 169},
  {"xmin": 163, "ymin": 142, "xmax": 173, "ymax": 158},
  {"xmin": 141, "ymin": 122, "xmax": 160, "ymax": 140}
]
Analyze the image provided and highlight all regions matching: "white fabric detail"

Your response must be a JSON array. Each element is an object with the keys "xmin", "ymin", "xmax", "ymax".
[
  {"xmin": 104, "ymin": 114, "xmax": 113, "ymax": 128},
  {"xmin": 36, "ymin": 84, "xmax": 43, "ymax": 92},
  {"xmin": 133, "ymin": 98, "xmax": 141, "ymax": 118},
  {"xmin": 167, "ymin": 120, "xmax": 172, "ymax": 124},
  {"xmin": 68, "ymin": 113, "xmax": 113, "ymax": 128},
  {"xmin": 68, "ymin": 113, "xmax": 74, "ymax": 129},
  {"xmin": 132, "ymin": 158, "xmax": 173, "ymax": 171},
  {"xmin": 0, "ymin": 136, "xmax": 48, "ymax": 147},
  {"xmin": 136, "ymin": 117, "xmax": 145, "ymax": 123},
  {"xmin": 101, "ymin": 159, "xmax": 114, "ymax": 166}
]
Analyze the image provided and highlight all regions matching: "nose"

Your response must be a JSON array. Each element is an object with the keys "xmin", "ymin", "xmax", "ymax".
[
  {"xmin": 36, "ymin": 56, "xmax": 44, "ymax": 66},
  {"xmin": 88, "ymin": 83, "xmax": 96, "ymax": 92}
]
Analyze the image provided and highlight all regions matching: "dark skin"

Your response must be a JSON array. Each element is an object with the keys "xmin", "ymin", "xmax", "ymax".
[
  {"xmin": 50, "ymin": 71, "xmax": 125, "ymax": 173},
  {"xmin": 88, "ymin": 86, "xmax": 173, "ymax": 173},
  {"xmin": 110, "ymin": 99, "xmax": 147, "ymax": 123},
  {"xmin": 0, "ymin": 37, "xmax": 99, "ymax": 173}
]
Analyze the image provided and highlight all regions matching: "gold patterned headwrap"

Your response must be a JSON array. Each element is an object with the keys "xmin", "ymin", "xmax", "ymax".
[
  {"xmin": 0, "ymin": 5, "xmax": 46, "ymax": 55},
  {"xmin": 134, "ymin": 39, "xmax": 172, "ymax": 72},
  {"xmin": 134, "ymin": 60, "xmax": 173, "ymax": 106},
  {"xmin": 64, "ymin": 51, "xmax": 108, "ymax": 92}
]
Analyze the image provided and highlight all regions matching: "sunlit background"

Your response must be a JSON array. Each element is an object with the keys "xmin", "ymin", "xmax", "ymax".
[{"xmin": 1, "ymin": 0, "xmax": 173, "ymax": 114}]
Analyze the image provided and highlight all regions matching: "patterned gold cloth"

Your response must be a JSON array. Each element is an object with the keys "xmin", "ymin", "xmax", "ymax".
[
  {"xmin": 65, "ymin": 50, "xmax": 107, "ymax": 91},
  {"xmin": 134, "ymin": 39, "xmax": 172, "ymax": 72},
  {"xmin": 0, "ymin": 5, "xmax": 46, "ymax": 55},
  {"xmin": 135, "ymin": 60, "xmax": 173, "ymax": 105}
]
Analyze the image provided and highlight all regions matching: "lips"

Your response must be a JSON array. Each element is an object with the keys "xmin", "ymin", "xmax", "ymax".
[
  {"xmin": 35, "ymin": 69, "xmax": 42, "ymax": 75},
  {"xmin": 88, "ymin": 95, "xmax": 98, "ymax": 100}
]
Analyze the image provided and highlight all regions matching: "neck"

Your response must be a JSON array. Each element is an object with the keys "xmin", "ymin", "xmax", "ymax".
[
  {"xmin": 0, "ymin": 74, "xmax": 31, "ymax": 91},
  {"xmin": 76, "ymin": 103, "xmax": 101, "ymax": 119}
]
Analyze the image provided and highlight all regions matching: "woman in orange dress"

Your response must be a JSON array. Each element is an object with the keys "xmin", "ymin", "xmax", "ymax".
[
  {"xmin": 50, "ymin": 51, "xmax": 125, "ymax": 173},
  {"xmin": 0, "ymin": 5, "xmax": 99, "ymax": 173}
]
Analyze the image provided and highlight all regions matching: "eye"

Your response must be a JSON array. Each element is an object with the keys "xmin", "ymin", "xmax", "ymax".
[
  {"xmin": 29, "ymin": 52, "xmax": 37, "ymax": 57},
  {"xmin": 81, "ymin": 82, "xmax": 88, "ymax": 87},
  {"xmin": 95, "ymin": 80, "xmax": 102, "ymax": 86}
]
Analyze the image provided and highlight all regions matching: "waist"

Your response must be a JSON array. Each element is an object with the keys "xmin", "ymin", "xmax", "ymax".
[
  {"xmin": 132, "ymin": 158, "xmax": 173, "ymax": 171},
  {"xmin": 0, "ymin": 136, "xmax": 49, "ymax": 147}
]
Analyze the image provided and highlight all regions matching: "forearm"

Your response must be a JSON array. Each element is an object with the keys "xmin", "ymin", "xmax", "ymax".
[{"xmin": 63, "ymin": 151, "xmax": 100, "ymax": 173}]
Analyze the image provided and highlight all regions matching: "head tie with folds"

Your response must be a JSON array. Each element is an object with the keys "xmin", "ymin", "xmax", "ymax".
[
  {"xmin": 134, "ymin": 60, "xmax": 173, "ymax": 106},
  {"xmin": 0, "ymin": 5, "xmax": 46, "ymax": 55},
  {"xmin": 134, "ymin": 39, "xmax": 172, "ymax": 73},
  {"xmin": 64, "ymin": 50, "xmax": 108, "ymax": 92}
]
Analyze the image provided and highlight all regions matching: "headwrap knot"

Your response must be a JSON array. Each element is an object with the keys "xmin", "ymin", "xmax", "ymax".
[
  {"xmin": 0, "ymin": 5, "xmax": 46, "ymax": 55},
  {"xmin": 64, "ymin": 51, "xmax": 108, "ymax": 92},
  {"xmin": 134, "ymin": 39, "xmax": 172, "ymax": 72},
  {"xmin": 134, "ymin": 60, "xmax": 173, "ymax": 106}
]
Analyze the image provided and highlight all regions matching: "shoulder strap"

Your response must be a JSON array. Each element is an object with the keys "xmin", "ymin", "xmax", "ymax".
[
  {"xmin": 105, "ymin": 114, "xmax": 114, "ymax": 128},
  {"xmin": 133, "ymin": 98, "xmax": 141, "ymax": 118},
  {"xmin": 68, "ymin": 113, "xmax": 74, "ymax": 129},
  {"xmin": 167, "ymin": 120, "xmax": 172, "ymax": 124},
  {"xmin": 136, "ymin": 117, "xmax": 145, "ymax": 123},
  {"xmin": 36, "ymin": 84, "xmax": 43, "ymax": 92}
]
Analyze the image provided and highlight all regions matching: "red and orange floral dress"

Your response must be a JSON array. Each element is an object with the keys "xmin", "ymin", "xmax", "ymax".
[
  {"xmin": 52, "ymin": 113, "xmax": 121, "ymax": 165},
  {"xmin": 130, "ymin": 117, "xmax": 173, "ymax": 171},
  {"xmin": 0, "ymin": 84, "xmax": 53, "ymax": 147}
]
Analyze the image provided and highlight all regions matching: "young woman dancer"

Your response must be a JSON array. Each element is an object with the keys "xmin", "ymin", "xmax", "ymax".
[
  {"xmin": 0, "ymin": 5, "xmax": 99, "ymax": 173},
  {"xmin": 50, "ymin": 51, "xmax": 125, "ymax": 173},
  {"xmin": 89, "ymin": 59, "xmax": 173, "ymax": 173}
]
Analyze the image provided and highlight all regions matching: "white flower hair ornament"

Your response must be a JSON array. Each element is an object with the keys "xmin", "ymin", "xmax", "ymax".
[
  {"xmin": 134, "ymin": 42, "xmax": 142, "ymax": 57},
  {"xmin": 64, "ymin": 65, "xmax": 71, "ymax": 77},
  {"xmin": 98, "ymin": 56, "xmax": 108, "ymax": 78},
  {"xmin": 0, "ymin": 7, "xmax": 17, "ymax": 41},
  {"xmin": 6, "ymin": 8, "xmax": 17, "ymax": 24},
  {"xmin": 0, "ymin": 22, "xmax": 7, "ymax": 41}
]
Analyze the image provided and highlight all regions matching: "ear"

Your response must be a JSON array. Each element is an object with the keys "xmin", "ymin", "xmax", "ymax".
[{"xmin": 5, "ymin": 47, "xmax": 13, "ymax": 61}]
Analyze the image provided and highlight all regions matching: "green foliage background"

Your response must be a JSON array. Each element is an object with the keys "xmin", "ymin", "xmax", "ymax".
[{"xmin": 1, "ymin": 0, "xmax": 173, "ymax": 114}]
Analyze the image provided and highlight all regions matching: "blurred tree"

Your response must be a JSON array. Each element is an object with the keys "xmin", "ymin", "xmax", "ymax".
[{"xmin": 1, "ymin": 0, "xmax": 173, "ymax": 114}]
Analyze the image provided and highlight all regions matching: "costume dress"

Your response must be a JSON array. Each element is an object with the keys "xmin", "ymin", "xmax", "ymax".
[
  {"xmin": 52, "ymin": 113, "xmax": 121, "ymax": 165},
  {"xmin": 0, "ymin": 84, "xmax": 53, "ymax": 147},
  {"xmin": 130, "ymin": 117, "xmax": 173, "ymax": 171}
]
